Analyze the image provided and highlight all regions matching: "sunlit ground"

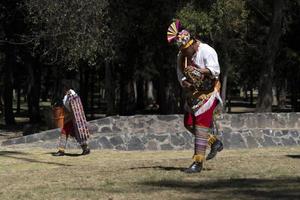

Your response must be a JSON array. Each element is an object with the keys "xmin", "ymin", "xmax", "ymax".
[{"xmin": 0, "ymin": 146, "xmax": 300, "ymax": 200}]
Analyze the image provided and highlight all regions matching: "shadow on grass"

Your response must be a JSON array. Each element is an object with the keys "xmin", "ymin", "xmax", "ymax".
[
  {"xmin": 141, "ymin": 178, "xmax": 300, "ymax": 200},
  {"xmin": 286, "ymin": 155, "xmax": 300, "ymax": 159},
  {"xmin": 0, "ymin": 151, "xmax": 72, "ymax": 166},
  {"xmin": 129, "ymin": 166, "xmax": 186, "ymax": 171},
  {"xmin": 129, "ymin": 165, "xmax": 212, "ymax": 172},
  {"xmin": 0, "ymin": 151, "xmax": 29, "ymax": 155},
  {"xmin": 47, "ymin": 152, "xmax": 82, "ymax": 157}
]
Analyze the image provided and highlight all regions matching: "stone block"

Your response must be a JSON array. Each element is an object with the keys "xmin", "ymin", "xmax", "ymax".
[
  {"xmin": 287, "ymin": 113, "xmax": 299, "ymax": 128},
  {"xmin": 274, "ymin": 131, "xmax": 283, "ymax": 137},
  {"xmin": 145, "ymin": 140, "xmax": 159, "ymax": 151},
  {"xmin": 184, "ymin": 142, "xmax": 193, "ymax": 150},
  {"xmin": 182, "ymin": 131, "xmax": 193, "ymax": 141},
  {"xmin": 257, "ymin": 114, "xmax": 272, "ymax": 129},
  {"xmin": 112, "ymin": 125, "xmax": 122, "ymax": 132},
  {"xmin": 100, "ymin": 127, "xmax": 113, "ymax": 133},
  {"xmin": 115, "ymin": 145, "xmax": 126, "ymax": 150},
  {"xmin": 221, "ymin": 131, "xmax": 232, "ymax": 149},
  {"xmin": 281, "ymin": 130, "xmax": 289, "ymax": 136},
  {"xmin": 230, "ymin": 132, "xmax": 247, "ymax": 148},
  {"xmin": 25, "ymin": 135, "xmax": 42, "ymax": 143},
  {"xmin": 2, "ymin": 139, "xmax": 15, "ymax": 146},
  {"xmin": 25, "ymin": 130, "xmax": 60, "ymax": 144},
  {"xmin": 222, "ymin": 114, "xmax": 232, "ymax": 122},
  {"xmin": 157, "ymin": 115, "xmax": 179, "ymax": 122},
  {"xmin": 272, "ymin": 137, "xmax": 282, "ymax": 144},
  {"xmin": 148, "ymin": 134, "xmax": 168, "ymax": 142},
  {"xmin": 282, "ymin": 137, "xmax": 297, "ymax": 146},
  {"xmin": 272, "ymin": 114, "xmax": 287, "ymax": 128},
  {"xmin": 171, "ymin": 135, "xmax": 185, "ymax": 146},
  {"xmin": 289, "ymin": 130, "xmax": 300, "ymax": 138},
  {"xmin": 262, "ymin": 135, "xmax": 276, "ymax": 147},
  {"xmin": 87, "ymin": 123, "xmax": 98, "ymax": 133},
  {"xmin": 222, "ymin": 127, "xmax": 233, "ymax": 135},
  {"xmin": 160, "ymin": 144, "xmax": 174, "ymax": 150},
  {"xmin": 110, "ymin": 136, "xmax": 124, "ymax": 146},
  {"xmin": 244, "ymin": 115, "xmax": 257, "ymax": 129},
  {"xmin": 246, "ymin": 136, "xmax": 259, "ymax": 148},
  {"xmin": 256, "ymin": 137, "xmax": 264, "ymax": 147},
  {"xmin": 263, "ymin": 129, "xmax": 274, "ymax": 136},
  {"xmin": 133, "ymin": 122, "xmax": 145, "ymax": 129},
  {"xmin": 42, "ymin": 143, "xmax": 58, "ymax": 149},
  {"xmin": 231, "ymin": 114, "xmax": 245, "ymax": 129},
  {"xmin": 127, "ymin": 137, "xmax": 144, "ymax": 151},
  {"xmin": 99, "ymin": 137, "xmax": 113, "ymax": 149},
  {"xmin": 88, "ymin": 140, "xmax": 101, "ymax": 149},
  {"xmin": 95, "ymin": 117, "xmax": 113, "ymax": 125},
  {"xmin": 66, "ymin": 142, "xmax": 79, "ymax": 149}
]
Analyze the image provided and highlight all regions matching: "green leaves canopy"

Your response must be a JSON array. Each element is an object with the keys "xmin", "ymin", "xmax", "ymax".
[{"xmin": 25, "ymin": 0, "xmax": 110, "ymax": 69}]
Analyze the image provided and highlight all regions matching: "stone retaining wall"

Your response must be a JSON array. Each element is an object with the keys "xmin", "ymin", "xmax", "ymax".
[{"xmin": 2, "ymin": 113, "xmax": 300, "ymax": 150}]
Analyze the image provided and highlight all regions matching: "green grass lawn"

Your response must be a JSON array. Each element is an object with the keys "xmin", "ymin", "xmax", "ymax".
[{"xmin": 0, "ymin": 147, "xmax": 300, "ymax": 200}]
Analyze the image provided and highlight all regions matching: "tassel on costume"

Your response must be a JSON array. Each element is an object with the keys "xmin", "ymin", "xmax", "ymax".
[
  {"xmin": 193, "ymin": 154, "xmax": 205, "ymax": 163},
  {"xmin": 208, "ymin": 134, "xmax": 217, "ymax": 147}
]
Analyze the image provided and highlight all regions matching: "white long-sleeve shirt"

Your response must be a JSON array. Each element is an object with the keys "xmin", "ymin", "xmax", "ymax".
[
  {"xmin": 177, "ymin": 42, "xmax": 220, "ymax": 86},
  {"xmin": 176, "ymin": 42, "xmax": 222, "ymax": 115}
]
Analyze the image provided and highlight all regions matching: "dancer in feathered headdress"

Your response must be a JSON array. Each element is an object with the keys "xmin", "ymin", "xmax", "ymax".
[
  {"xmin": 167, "ymin": 19, "xmax": 194, "ymax": 50},
  {"xmin": 167, "ymin": 20, "xmax": 223, "ymax": 173}
]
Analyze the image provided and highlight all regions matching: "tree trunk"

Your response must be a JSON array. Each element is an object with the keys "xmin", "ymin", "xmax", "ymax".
[
  {"xmin": 119, "ymin": 67, "xmax": 136, "ymax": 115},
  {"xmin": 157, "ymin": 69, "xmax": 168, "ymax": 114},
  {"xmin": 277, "ymin": 86, "xmax": 287, "ymax": 110},
  {"xmin": 221, "ymin": 49, "xmax": 229, "ymax": 112},
  {"xmin": 119, "ymin": 80, "xmax": 136, "ymax": 115},
  {"xmin": 3, "ymin": 44, "xmax": 15, "ymax": 125},
  {"xmin": 256, "ymin": 0, "xmax": 284, "ymax": 112},
  {"xmin": 146, "ymin": 80, "xmax": 155, "ymax": 105},
  {"xmin": 136, "ymin": 78, "xmax": 145, "ymax": 111},
  {"xmin": 16, "ymin": 86, "xmax": 21, "ymax": 114},
  {"xmin": 27, "ymin": 58, "xmax": 41, "ymax": 123},
  {"xmin": 166, "ymin": 83, "xmax": 177, "ymax": 114},
  {"xmin": 0, "ymin": 86, "xmax": 3, "ymax": 114},
  {"xmin": 105, "ymin": 60, "xmax": 115, "ymax": 116},
  {"xmin": 250, "ymin": 89, "xmax": 253, "ymax": 106},
  {"xmin": 51, "ymin": 65, "xmax": 63, "ymax": 107},
  {"xmin": 79, "ymin": 63, "xmax": 89, "ymax": 110},
  {"xmin": 290, "ymin": 77, "xmax": 298, "ymax": 111},
  {"xmin": 90, "ymin": 69, "xmax": 95, "ymax": 119}
]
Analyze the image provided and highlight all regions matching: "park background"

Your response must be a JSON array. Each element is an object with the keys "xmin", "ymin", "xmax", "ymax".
[
  {"xmin": 1, "ymin": 1, "xmax": 300, "ymax": 199},
  {"xmin": 0, "ymin": 0, "xmax": 300, "ymax": 135}
]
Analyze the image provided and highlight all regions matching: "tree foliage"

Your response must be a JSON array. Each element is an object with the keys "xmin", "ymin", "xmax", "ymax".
[
  {"xmin": 25, "ymin": 0, "xmax": 110, "ymax": 68},
  {"xmin": 0, "ymin": 0, "xmax": 300, "ymax": 126}
]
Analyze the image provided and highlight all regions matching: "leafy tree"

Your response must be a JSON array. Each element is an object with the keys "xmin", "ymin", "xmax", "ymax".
[
  {"xmin": 25, "ymin": 0, "xmax": 110, "ymax": 69},
  {"xmin": 0, "ymin": 0, "xmax": 27, "ymax": 125},
  {"xmin": 256, "ymin": 0, "xmax": 285, "ymax": 112},
  {"xmin": 177, "ymin": 0, "xmax": 249, "ymax": 109}
]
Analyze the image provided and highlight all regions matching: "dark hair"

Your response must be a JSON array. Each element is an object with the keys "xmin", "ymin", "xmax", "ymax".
[{"xmin": 61, "ymin": 79, "xmax": 73, "ymax": 91}]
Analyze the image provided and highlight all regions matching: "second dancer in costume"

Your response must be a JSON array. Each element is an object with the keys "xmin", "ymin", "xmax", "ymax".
[
  {"xmin": 167, "ymin": 20, "xmax": 223, "ymax": 173},
  {"xmin": 53, "ymin": 81, "xmax": 91, "ymax": 156}
]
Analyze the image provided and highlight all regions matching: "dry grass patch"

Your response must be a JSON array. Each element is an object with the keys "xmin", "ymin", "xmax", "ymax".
[{"xmin": 0, "ymin": 147, "xmax": 300, "ymax": 200}]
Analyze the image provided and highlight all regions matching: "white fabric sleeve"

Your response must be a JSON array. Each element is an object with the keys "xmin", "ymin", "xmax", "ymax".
[
  {"xmin": 177, "ymin": 54, "xmax": 187, "ymax": 86},
  {"xmin": 63, "ymin": 94, "xmax": 71, "ymax": 111},
  {"xmin": 205, "ymin": 49, "xmax": 220, "ymax": 78},
  {"xmin": 62, "ymin": 89, "xmax": 76, "ymax": 111}
]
